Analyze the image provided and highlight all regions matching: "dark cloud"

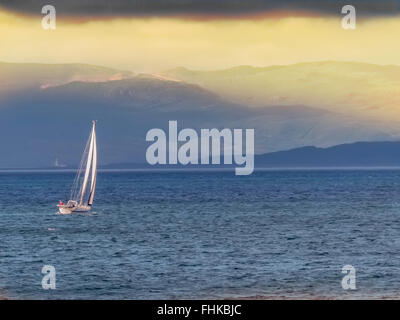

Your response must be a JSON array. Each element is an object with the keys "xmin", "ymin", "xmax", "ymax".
[{"xmin": 0, "ymin": 0, "xmax": 399, "ymax": 18}]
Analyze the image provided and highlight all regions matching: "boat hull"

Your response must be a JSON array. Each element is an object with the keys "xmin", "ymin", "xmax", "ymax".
[
  {"xmin": 57, "ymin": 205, "xmax": 91, "ymax": 214},
  {"xmin": 74, "ymin": 205, "xmax": 91, "ymax": 212},
  {"xmin": 58, "ymin": 206, "xmax": 74, "ymax": 214}
]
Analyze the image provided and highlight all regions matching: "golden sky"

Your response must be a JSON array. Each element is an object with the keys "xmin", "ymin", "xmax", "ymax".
[{"xmin": 1, "ymin": 8, "xmax": 400, "ymax": 72}]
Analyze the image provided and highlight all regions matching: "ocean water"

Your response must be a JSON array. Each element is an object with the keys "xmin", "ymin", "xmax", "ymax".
[{"xmin": 1, "ymin": 169, "xmax": 400, "ymax": 299}]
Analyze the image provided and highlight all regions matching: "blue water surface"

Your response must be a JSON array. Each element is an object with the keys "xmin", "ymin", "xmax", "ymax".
[{"xmin": 1, "ymin": 169, "xmax": 400, "ymax": 299}]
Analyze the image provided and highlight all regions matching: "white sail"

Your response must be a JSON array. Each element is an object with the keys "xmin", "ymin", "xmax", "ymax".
[
  {"xmin": 58, "ymin": 121, "xmax": 98, "ymax": 214},
  {"xmin": 80, "ymin": 124, "xmax": 95, "ymax": 205}
]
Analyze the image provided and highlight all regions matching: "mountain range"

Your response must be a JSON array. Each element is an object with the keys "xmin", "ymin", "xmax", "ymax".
[
  {"xmin": 162, "ymin": 61, "xmax": 400, "ymax": 123},
  {"xmin": 256, "ymin": 141, "xmax": 400, "ymax": 167},
  {"xmin": 0, "ymin": 61, "xmax": 400, "ymax": 168}
]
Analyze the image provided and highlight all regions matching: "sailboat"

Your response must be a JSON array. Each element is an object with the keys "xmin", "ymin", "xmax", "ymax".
[
  {"xmin": 58, "ymin": 121, "xmax": 98, "ymax": 214},
  {"xmin": 54, "ymin": 158, "xmax": 67, "ymax": 168}
]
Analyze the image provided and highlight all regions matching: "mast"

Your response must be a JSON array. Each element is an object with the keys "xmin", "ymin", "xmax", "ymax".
[{"xmin": 79, "ymin": 121, "xmax": 96, "ymax": 205}]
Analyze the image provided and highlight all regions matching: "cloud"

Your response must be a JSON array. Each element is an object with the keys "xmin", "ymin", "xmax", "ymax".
[{"xmin": 0, "ymin": 0, "xmax": 399, "ymax": 18}]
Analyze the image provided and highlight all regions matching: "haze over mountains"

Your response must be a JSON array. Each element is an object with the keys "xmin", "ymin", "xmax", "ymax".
[
  {"xmin": 0, "ymin": 61, "xmax": 399, "ymax": 168},
  {"xmin": 163, "ymin": 61, "xmax": 400, "ymax": 123}
]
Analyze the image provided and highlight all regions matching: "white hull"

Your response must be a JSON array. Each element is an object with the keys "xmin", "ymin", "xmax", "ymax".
[
  {"xmin": 58, "ymin": 206, "xmax": 73, "ymax": 214},
  {"xmin": 58, "ymin": 205, "xmax": 91, "ymax": 214},
  {"xmin": 74, "ymin": 205, "xmax": 91, "ymax": 212}
]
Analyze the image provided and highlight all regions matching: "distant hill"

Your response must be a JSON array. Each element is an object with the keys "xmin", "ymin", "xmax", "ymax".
[
  {"xmin": 162, "ymin": 61, "xmax": 400, "ymax": 123},
  {"xmin": 99, "ymin": 141, "xmax": 400, "ymax": 169},
  {"xmin": 256, "ymin": 141, "xmax": 400, "ymax": 167}
]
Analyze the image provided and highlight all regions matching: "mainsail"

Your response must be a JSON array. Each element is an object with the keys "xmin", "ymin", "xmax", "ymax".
[{"xmin": 71, "ymin": 121, "xmax": 98, "ymax": 207}]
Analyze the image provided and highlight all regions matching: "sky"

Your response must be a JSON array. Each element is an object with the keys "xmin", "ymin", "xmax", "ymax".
[{"xmin": 1, "ymin": 1, "xmax": 400, "ymax": 72}]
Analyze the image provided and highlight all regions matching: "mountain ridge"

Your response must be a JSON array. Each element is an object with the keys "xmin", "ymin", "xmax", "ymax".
[
  {"xmin": 0, "ymin": 61, "xmax": 134, "ymax": 97},
  {"xmin": 256, "ymin": 140, "xmax": 400, "ymax": 167},
  {"xmin": 162, "ymin": 60, "xmax": 400, "ymax": 122},
  {"xmin": 0, "ymin": 61, "xmax": 398, "ymax": 167}
]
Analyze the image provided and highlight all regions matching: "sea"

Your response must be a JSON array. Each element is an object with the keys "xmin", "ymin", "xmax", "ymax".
[{"xmin": 1, "ymin": 168, "xmax": 400, "ymax": 299}]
